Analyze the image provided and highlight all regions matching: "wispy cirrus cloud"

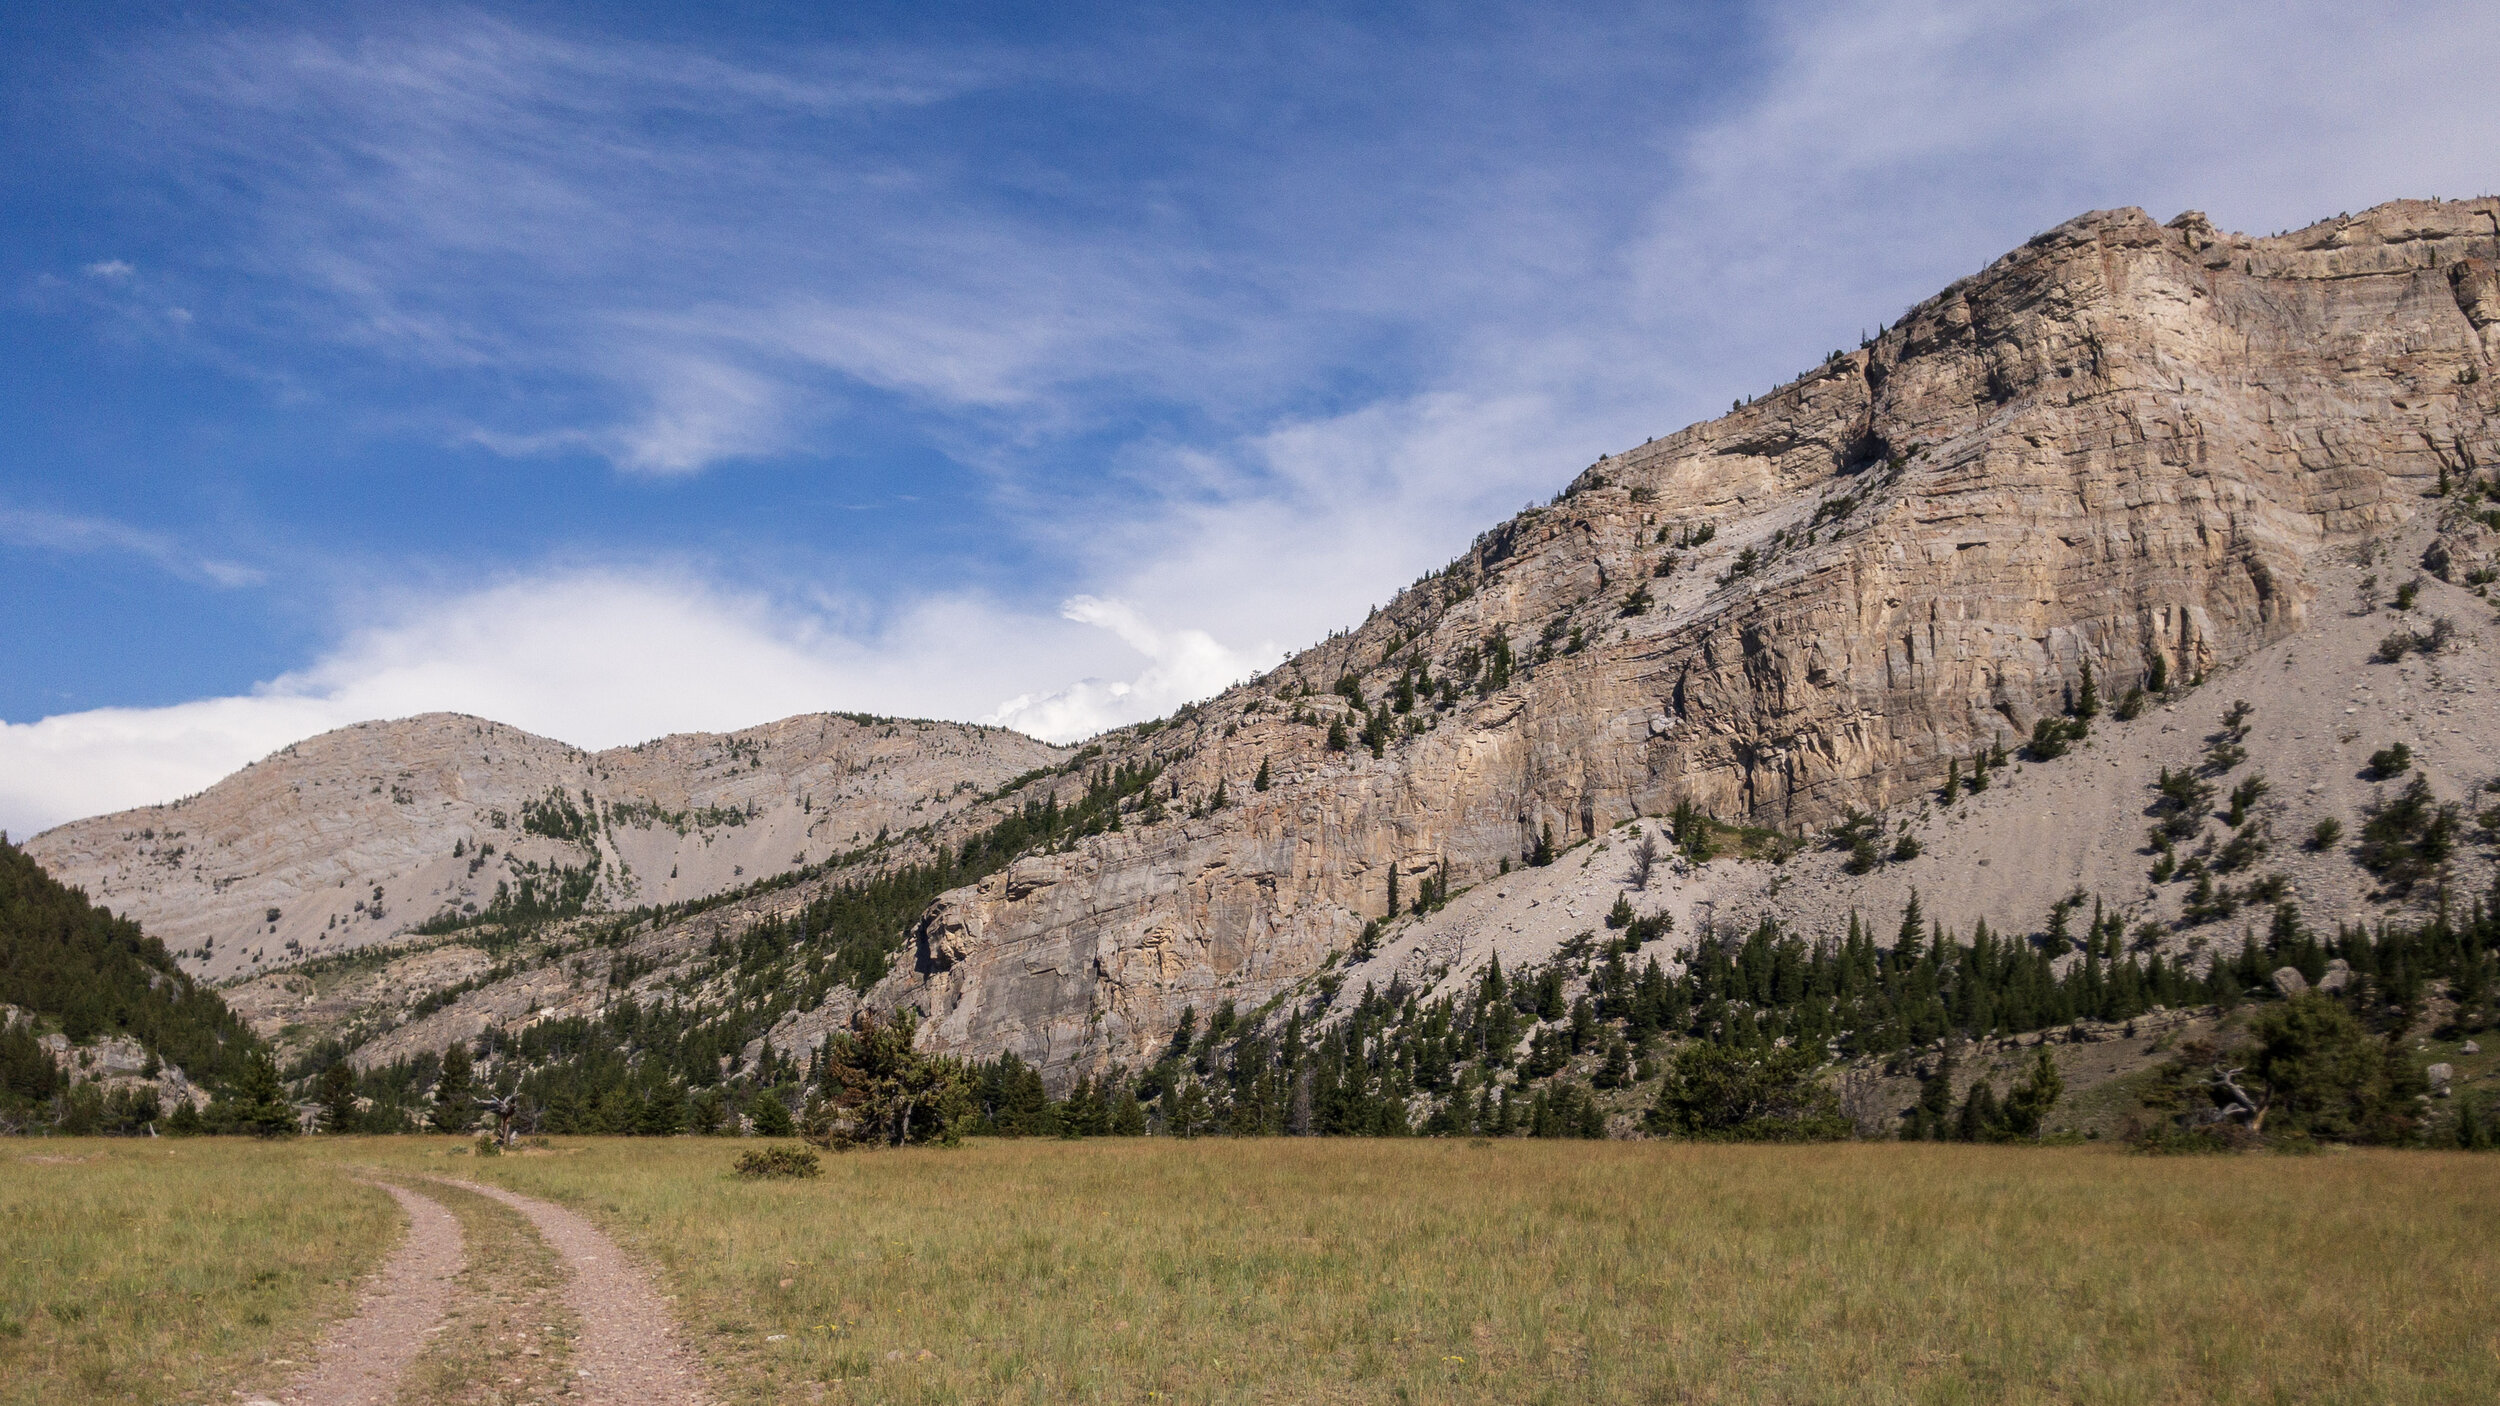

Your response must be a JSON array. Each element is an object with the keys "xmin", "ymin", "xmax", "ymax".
[{"xmin": 0, "ymin": 505, "xmax": 262, "ymax": 588}]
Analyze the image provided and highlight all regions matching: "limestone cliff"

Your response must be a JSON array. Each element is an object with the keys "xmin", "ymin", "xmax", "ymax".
[{"xmin": 882, "ymin": 199, "xmax": 2500, "ymax": 1084}]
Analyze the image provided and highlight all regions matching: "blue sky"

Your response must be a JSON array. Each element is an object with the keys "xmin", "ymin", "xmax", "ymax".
[{"xmin": 5, "ymin": 0, "xmax": 2498, "ymax": 836}]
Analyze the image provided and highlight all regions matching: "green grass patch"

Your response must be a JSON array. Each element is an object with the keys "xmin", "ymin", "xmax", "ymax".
[{"xmin": 0, "ymin": 1140, "xmax": 399, "ymax": 1406}]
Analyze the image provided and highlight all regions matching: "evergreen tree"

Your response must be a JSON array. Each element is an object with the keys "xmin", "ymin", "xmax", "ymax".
[
  {"xmin": 214, "ymin": 1050, "xmax": 298, "ymax": 1138},
  {"xmin": 1253, "ymin": 758, "xmax": 1271, "ymax": 792},
  {"xmin": 1954, "ymin": 1079, "xmax": 2002, "ymax": 1142},
  {"xmin": 2002, "ymin": 1047, "xmax": 2064, "ymax": 1139},
  {"xmin": 429, "ymin": 1043, "xmax": 476, "ymax": 1133},
  {"xmin": 2455, "ymin": 1097, "xmax": 2492, "ymax": 1151},
  {"xmin": 1109, "ymin": 1082, "xmax": 1149, "ymax": 1136},
  {"xmin": 318, "ymin": 1060, "xmax": 360, "ymax": 1133},
  {"xmin": 1904, "ymin": 1045, "xmax": 1957, "ymax": 1140},
  {"xmin": 803, "ymin": 1012, "xmax": 972, "ymax": 1148},
  {"xmin": 1895, "ymin": 892, "xmax": 1926, "ymax": 964},
  {"xmin": 642, "ymin": 1080, "xmax": 688, "ymax": 1136},
  {"xmin": 749, "ymin": 1087, "xmax": 797, "ymax": 1137}
]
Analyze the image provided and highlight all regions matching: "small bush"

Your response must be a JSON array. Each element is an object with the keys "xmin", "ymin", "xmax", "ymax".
[
  {"xmin": 2367, "ymin": 743, "xmax": 2413, "ymax": 779},
  {"xmin": 2307, "ymin": 817, "xmax": 2344, "ymax": 851},
  {"xmin": 734, "ymin": 1145, "xmax": 824, "ymax": 1179},
  {"xmin": 2374, "ymin": 616, "xmax": 2455, "ymax": 662}
]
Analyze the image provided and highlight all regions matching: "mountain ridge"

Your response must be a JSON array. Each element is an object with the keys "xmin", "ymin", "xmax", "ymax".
[{"xmin": 25, "ymin": 709, "xmax": 1067, "ymax": 981}]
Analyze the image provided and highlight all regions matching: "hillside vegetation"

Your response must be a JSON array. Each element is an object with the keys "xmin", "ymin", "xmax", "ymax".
[{"xmin": 0, "ymin": 837, "xmax": 260, "ymax": 1128}]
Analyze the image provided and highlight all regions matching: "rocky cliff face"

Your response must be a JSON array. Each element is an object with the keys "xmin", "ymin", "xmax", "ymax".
[
  {"xmin": 884, "ymin": 199, "xmax": 2500, "ymax": 1084},
  {"xmin": 26, "ymin": 712, "xmax": 1065, "ymax": 980}
]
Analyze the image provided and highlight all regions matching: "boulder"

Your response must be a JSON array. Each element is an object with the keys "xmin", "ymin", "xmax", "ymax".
[
  {"xmin": 2318, "ymin": 960, "xmax": 2353, "ymax": 993},
  {"xmin": 2426, "ymin": 1062, "xmax": 2455, "ymax": 1096},
  {"xmin": 2464, "ymin": 1041, "xmax": 2481, "ymax": 1055},
  {"xmin": 2271, "ymin": 966, "xmax": 2310, "ymax": 997}
]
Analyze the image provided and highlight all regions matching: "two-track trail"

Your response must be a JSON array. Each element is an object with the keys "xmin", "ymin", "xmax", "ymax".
[
  {"xmin": 446, "ymin": 1178, "xmax": 719, "ymax": 1405},
  {"xmin": 252, "ymin": 1173, "xmax": 716, "ymax": 1406}
]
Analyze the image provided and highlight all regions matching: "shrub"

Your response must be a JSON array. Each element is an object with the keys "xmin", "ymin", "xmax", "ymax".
[
  {"xmin": 2027, "ymin": 716, "xmax": 2086, "ymax": 760},
  {"xmin": 2374, "ymin": 616, "xmax": 2455, "ymax": 662},
  {"xmin": 2356, "ymin": 777, "xmax": 2461, "ymax": 895},
  {"xmin": 2366, "ymin": 743, "xmax": 2412, "ymax": 779},
  {"xmin": 1645, "ymin": 1043, "xmax": 1849, "ymax": 1142},
  {"xmin": 733, "ymin": 1145, "xmax": 824, "ymax": 1179},
  {"xmin": 2307, "ymin": 817, "xmax": 2344, "ymax": 851}
]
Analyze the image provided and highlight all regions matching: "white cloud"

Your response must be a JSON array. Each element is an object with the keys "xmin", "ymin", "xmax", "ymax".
[
  {"xmin": 985, "ymin": 596, "xmax": 1276, "ymax": 741},
  {"xmin": 0, "ymin": 505, "xmax": 265, "ymax": 588},
  {"xmin": 82, "ymin": 259, "xmax": 136, "ymax": 279},
  {"xmin": 0, "ymin": 567, "xmax": 1178, "ymax": 838}
]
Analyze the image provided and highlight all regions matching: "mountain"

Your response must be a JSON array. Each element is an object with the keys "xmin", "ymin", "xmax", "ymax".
[
  {"xmin": 881, "ymin": 199, "xmax": 2500, "ymax": 1081},
  {"xmin": 24, "ymin": 197, "xmax": 2500, "ymax": 1122},
  {"xmin": 24, "ymin": 712, "xmax": 1068, "ymax": 981}
]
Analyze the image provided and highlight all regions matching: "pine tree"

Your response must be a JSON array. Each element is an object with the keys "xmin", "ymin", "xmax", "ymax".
[
  {"xmin": 1895, "ymin": 892, "xmax": 1926, "ymax": 964},
  {"xmin": 1326, "ymin": 718, "xmax": 1349, "ymax": 752},
  {"xmin": 318, "ymin": 1060, "xmax": 360, "ymax": 1133},
  {"xmin": 2003, "ymin": 1047, "xmax": 2064, "ymax": 1139},
  {"xmin": 2457, "ymin": 1097, "xmax": 2492, "ymax": 1151},
  {"xmin": 1941, "ymin": 758, "xmax": 1961, "ymax": 803},
  {"xmin": 429, "ymin": 1043, "xmax": 475, "ymax": 1134},
  {"xmin": 642, "ymin": 1081, "xmax": 688, "ymax": 1136},
  {"xmin": 1955, "ymin": 1079, "xmax": 2002, "ymax": 1142},
  {"xmin": 749, "ymin": 1088, "xmax": 796, "ymax": 1137},
  {"xmin": 217, "ymin": 1050, "xmax": 298, "ymax": 1138},
  {"xmin": 1253, "ymin": 757, "xmax": 1271, "ymax": 791},
  {"xmin": 1905, "ymin": 1045, "xmax": 1956, "ymax": 1140},
  {"xmin": 1109, "ymin": 1083, "xmax": 1149, "ymax": 1135}
]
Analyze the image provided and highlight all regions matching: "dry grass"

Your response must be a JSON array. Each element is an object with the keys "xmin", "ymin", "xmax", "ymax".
[
  {"xmin": 356, "ymin": 1137, "xmax": 2500, "ymax": 1405},
  {"xmin": 10, "ymin": 1136, "xmax": 2495, "ymax": 1404},
  {"xmin": 0, "ymin": 1139, "xmax": 398, "ymax": 1406}
]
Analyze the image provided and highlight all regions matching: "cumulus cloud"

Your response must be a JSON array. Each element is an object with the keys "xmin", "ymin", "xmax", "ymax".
[
  {"xmin": 985, "ymin": 596, "xmax": 1277, "ymax": 742},
  {"xmin": 0, "ymin": 567, "xmax": 1205, "ymax": 838}
]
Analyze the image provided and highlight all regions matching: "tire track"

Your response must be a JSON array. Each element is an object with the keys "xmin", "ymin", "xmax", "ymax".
[
  {"xmin": 257, "ymin": 1181, "xmax": 465, "ymax": 1406},
  {"xmin": 440, "ymin": 1179, "xmax": 718, "ymax": 1405}
]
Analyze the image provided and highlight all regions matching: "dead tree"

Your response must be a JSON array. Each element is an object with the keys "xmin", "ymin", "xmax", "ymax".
[
  {"xmin": 474, "ymin": 1093, "xmax": 525, "ymax": 1148},
  {"xmin": 2193, "ymin": 1064, "xmax": 2269, "ymax": 1133}
]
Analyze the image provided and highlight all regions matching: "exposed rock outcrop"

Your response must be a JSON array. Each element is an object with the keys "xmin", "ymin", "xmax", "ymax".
[{"xmin": 879, "ymin": 199, "xmax": 2499, "ymax": 1084}]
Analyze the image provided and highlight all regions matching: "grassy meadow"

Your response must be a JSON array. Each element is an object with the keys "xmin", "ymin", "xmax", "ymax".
[
  {"xmin": 361, "ymin": 1137, "xmax": 2498, "ymax": 1406},
  {"xmin": 0, "ymin": 1139, "xmax": 400, "ymax": 1406},
  {"xmin": 6, "ymin": 1136, "xmax": 2499, "ymax": 1404}
]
